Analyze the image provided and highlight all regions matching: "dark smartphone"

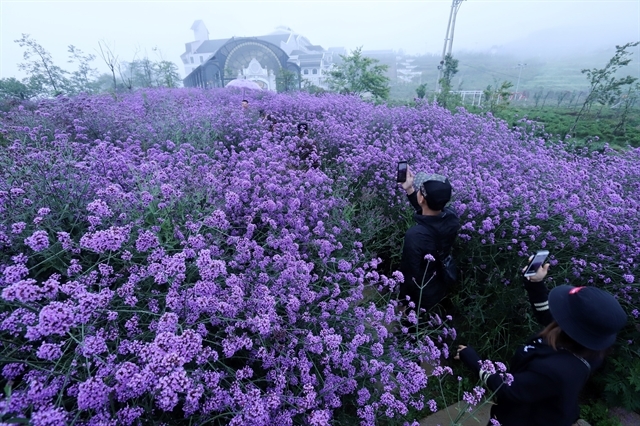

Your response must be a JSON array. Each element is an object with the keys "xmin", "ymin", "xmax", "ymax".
[
  {"xmin": 523, "ymin": 250, "xmax": 550, "ymax": 277},
  {"xmin": 397, "ymin": 161, "xmax": 407, "ymax": 183}
]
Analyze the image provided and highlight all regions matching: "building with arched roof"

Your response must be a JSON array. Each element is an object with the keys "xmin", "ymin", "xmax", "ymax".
[{"xmin": 182, "ymin": 21, "xmax": 341, "ymax": 91}]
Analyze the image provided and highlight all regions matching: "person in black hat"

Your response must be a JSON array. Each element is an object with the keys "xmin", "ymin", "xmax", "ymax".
[
  {"xmin": 455, "ymin": 262, "xmax": 627, "ymax": 426},
  {"xmin": 398, "ymin": 166, "xmax": 460, "ymax": 315}
]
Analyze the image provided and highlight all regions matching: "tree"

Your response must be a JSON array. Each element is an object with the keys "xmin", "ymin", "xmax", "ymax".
[
  {"xmin": 97, "ymin": 41, "xmax": 119, "ymax": 93},
  {"xmin": 135, "ymin": 58, "xmax": 156, "ymax": 88},
  {"xmin": 613, "ymin": 82, "xmax": 639, "ymax": 136},
  {"xmin": 118, "ymin": 61, "xmax": 135, "ymax": 92},
  {"xmin": 276, "ymin": 69, "xmax": 299, "ymax": 93},
  {"xmin": 556, "ymin": 90, "xmax": 571, "ymax": 107},
  {"xmin": 326, "ymin": 47, "xmax": 390, "ymax": 101},
  {"xmin": 436, "ymin": 54, "xmax": 459, "ymax": 108},
  {"xmin": 0, "ymin": 77, "xmax": 40, "ymax": 100},
  {"xmin": 570, "ymin": 42, "xmax": 640, "ymax": 134},
  {"xmin": 532, "ymin": 89, "xmax": 544, "ymax": 108},
  {"xmin": 67, "ymin": 45, "xmax": 99, "ymax": 95},
  {"xmin": 415, "ymin": 83, "xmax": 427, "ymax": 99},
  {"xmin": 156, "ymin": 60, "xmax": 181, "ymax": 88},
  {"xmin": 301, "ymin": 80, "xmax": 326, "ymax": 95},
  {"xmin": 152, "ymin": 47, "xmax": 181, "ymax": 88},
  {"xmin": 15, "ymin": 34, "xmax": 68, "ymax": 96},
  {"xmin": 116, "ymin": 52, "xmax": 182, "ymax": 91},
  {"xmin": 483, "ymin": 80, "xmax": 513, "ymax": 114},
  {"xmin": 93, "ymin": 73, "xmax": 124, "ymax": 93}
]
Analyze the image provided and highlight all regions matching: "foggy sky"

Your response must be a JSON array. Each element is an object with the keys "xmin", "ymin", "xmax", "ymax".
[{"xmin": 1, "ymin": 0, "xmax": 639, "ymax": 80}]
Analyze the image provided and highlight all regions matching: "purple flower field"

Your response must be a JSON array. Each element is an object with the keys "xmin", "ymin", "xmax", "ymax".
[{"xmin": 0, "ymin": 88, "xmax": 639, "ymax": 425}]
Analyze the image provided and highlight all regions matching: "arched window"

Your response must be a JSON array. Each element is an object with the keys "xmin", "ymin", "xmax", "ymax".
[
  {"xmin": 312, "ymin": 69, "xmax": 317, "ymax": 75},
  {"xmin": 303, "ymin": 69, "xmax": 309, "ymax": 75}
]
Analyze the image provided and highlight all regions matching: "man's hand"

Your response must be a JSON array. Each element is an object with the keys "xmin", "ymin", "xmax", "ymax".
[
  {"xmin": 401, "ymin": 165, "xmax": 415, "ymax": 194},
  {"xmin": 522, "ymin": 257, "xmax": 550, "ymax": 282},
  {"xmin": 454, "ymin": 345, "xmax": 467, "ymax": 360}
]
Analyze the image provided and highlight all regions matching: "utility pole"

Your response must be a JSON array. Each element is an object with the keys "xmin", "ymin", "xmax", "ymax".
[
  {"xmin": 514, "ymin": 63, "xmax": 526, "ymax": 101},
  {"xmin": 435, "ymin": 0, "xmax": 466, "ymax": 93}
]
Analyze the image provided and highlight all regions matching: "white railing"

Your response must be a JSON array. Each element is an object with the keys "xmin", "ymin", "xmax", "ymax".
[{"xmin": 452, "ymin": 90, "xmax": 483, "ymax": 106}]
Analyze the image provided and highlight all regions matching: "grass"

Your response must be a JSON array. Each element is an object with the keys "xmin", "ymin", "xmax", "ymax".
[{"xmin": 467, "ymin": 104, "xmax": 640, "ymax": 149}]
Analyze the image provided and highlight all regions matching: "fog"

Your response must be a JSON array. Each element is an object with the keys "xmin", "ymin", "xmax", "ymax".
[{"xmin": 1, "ymin": 0, "xmax": 638, "ymax": 80}]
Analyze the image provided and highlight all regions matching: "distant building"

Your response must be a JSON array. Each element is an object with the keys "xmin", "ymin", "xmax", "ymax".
[
  {"xmin": 182, "ymin": 21, "xmax": 341, "ymax": 90},
  {"xmin": 396, "ymin": 58, "xmax": 422, "ymax": 84}
]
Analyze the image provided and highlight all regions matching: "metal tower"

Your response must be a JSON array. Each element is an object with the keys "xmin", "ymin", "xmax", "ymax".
[{"xmin": 435, "ymin": 0, "xmax": 466, "ymax": 93}]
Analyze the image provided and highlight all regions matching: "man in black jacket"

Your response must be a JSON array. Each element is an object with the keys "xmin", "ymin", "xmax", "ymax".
[{"xmin": 399, "ymin": 167, "xmax": 460, "ymax": 313}]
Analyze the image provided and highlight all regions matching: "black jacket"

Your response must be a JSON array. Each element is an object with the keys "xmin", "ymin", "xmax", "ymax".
[
  {"xmin": 399, "ymin": 191, "xmax": 459, "ymax": 311},
  {"xmin": 460, "ymin": 278, "xmax": 598, "ymax": 426}
]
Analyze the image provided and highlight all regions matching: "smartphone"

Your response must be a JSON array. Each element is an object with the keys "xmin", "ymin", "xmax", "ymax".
[
  {"xmin": 397, "ymin": 161, "xmax": 408, "ymax": 183},
  {"xmin": 523, "ymin": 250, "xmax": 550, "ymax": 277}
]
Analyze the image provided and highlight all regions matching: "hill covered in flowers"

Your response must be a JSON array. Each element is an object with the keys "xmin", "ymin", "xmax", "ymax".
[{"xmin": 1, "ymin": 89, "xmax": 638, "ymax": 424}]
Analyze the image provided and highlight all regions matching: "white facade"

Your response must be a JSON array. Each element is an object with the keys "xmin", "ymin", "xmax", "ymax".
[
  {"xmin": 181, "ymin": 21, "xmax": 341, "ymax": 90},
  {"xmin": 180, "ymin": 20, "xmax": 218, "ymax": 76},
  {"xmin": 240, "ymin": 58, "xmax": 277, "ymax": 91}
]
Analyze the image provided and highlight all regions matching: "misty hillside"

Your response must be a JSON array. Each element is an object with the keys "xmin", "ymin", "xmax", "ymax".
[{"xmin": 385, "ymin": 44, "xmax": 640, "ymax": 100}]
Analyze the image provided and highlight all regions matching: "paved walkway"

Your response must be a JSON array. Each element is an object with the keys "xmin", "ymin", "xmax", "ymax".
[
  {"xmin": 418, "ymin": 403, "xmax": 640, "ymax": 426},
  {"xmin": 419, "ymin": 401, "xmax": 491, "ymax": 426}
]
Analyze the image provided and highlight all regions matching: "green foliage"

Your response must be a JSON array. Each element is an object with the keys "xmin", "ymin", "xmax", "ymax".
[
  {"xmin": 594, "ymin": 342, "xmax": 640, "ymax": 413},
  {"xmin": 326, "ymin": 47, "xmax": 390, "ymax": 101},
  {"xmin": 482, "ymin": 105, "xmax": 640, "ymax": 149},
  {"xmin": 580, "ymin": 401, "xmax": 622, "ymax": 426},
  {"xmin": 437, "ymin": 54, "xmax": 459, "ymax": 108},
  {"xmin": 0, "ymin": 77, "xmax": 40, "ymax": 100},
  {"xmin": 301, "ymin": 80, "xmax": 327, "ymax": 95},
  {"xmin": 156, "ymin": 60, "xmax": 181, "ymax": 88},
  {"xmin": 415, "ymin": 83, "xmax": 427, "ymax": 99},
  {"xmin": 482, "ymin": 80, "xmax": 514, "ymax": 114}
]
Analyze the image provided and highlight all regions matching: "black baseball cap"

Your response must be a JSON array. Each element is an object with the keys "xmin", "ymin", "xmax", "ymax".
[
  {"xmin": 413, "ymin": 172, "xmax": 452, "ymax": 211},
  {"xmin": 549, "ymin": 285, "xmax": 627, "ymax": 351}
]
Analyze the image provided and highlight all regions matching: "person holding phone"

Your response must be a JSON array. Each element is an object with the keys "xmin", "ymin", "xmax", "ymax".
[
  {"xmin": 455, "ymin": 260, "xmax": 627, "ymax": 426},
  {"xmin": 397, "ymin": 164, "xmax": 460, "ymax": 314}
]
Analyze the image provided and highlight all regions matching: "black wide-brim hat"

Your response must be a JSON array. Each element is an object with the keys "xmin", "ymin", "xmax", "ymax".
[{"xmin": 549, "ymin": 285, "xmax": 627, "ymax": 351}]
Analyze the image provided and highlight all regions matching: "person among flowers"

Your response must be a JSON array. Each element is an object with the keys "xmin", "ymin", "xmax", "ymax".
[
  {"xmin": 293, "ymin": 122, "xmax": 320, "ymax": 170},
  {"xmin": 398, "ymin": 166, "xmax": 460, "ymax": 313},
  {"xmin": 455, "ymin": 262, "xmax": 627, "ymax": 426}
]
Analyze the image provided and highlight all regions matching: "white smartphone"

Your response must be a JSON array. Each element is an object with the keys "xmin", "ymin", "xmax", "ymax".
[{"xmin": 523, "ymin": 250, "xmax": 550, "ymax": 277}]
